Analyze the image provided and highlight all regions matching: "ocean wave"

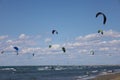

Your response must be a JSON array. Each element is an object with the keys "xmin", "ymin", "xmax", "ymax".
[
  {"xmin": 91, "ymin": 70, "xmax": 98, "ymax": 73},
  {"xmin": 74, "ymin": 75, "xmax": 96, "ymax": 80},
  {"xmin": 114, "ymin": 69, "xmax": 120, "ymax": 73},
  {"xmin": 0, "ymin": 68, "xmax": 16, "ymax": 71},
  {"xmin": 37, "ymin": 66, "xmax": 66, "ymax": 71}
]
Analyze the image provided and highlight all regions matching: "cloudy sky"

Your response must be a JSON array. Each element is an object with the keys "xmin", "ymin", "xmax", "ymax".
[{"xmin": 0, "ymin": 0, "xmax": 120, "ymax": 66}]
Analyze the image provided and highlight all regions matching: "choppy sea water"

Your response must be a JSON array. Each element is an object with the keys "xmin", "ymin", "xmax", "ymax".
[{"xmin": 0, "ymin": 65, "xmax": 120, "ymax": 80}]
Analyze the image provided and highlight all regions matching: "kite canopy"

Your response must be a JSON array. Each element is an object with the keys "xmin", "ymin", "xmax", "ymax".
[
  {"xmin": 90, "ymin": 50, "xmax": 94, "ymax": 55},
  {"xmin": 49, "ymin": 45, "xmax": 52, "ymax": 48},
  {"xmin": 96, "ymin": 12, "xmax": 107, "ymax": 25},
  {"xmin": 14, "ymin": 46, "xmax": 19, "ymax": 51},
  {"xmin": 1, "ymin": 51, "xmax": 4, "ymax": 54},
  {"xmin": 32, "ymin": 53, "xmax": 35, "ymax": 56},
  {"xmin": 98, "ymin": 29, "xmax": 103, "ymax": 35},
  {"xmin": 62, "ymin": 47, "xmax": 66, "ymax": 53},
  {"xmin": 52, "ymin": 30, "xmax": 58, "ymax": 34},
  {"xmin": 13, "ymin": 46, "xmax": 19, "ymax": 55}
]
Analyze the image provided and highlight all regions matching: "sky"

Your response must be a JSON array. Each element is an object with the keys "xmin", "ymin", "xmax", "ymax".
[{"xmin": 0, "ymin": 0, "xmax": 120, "ymax": 66}]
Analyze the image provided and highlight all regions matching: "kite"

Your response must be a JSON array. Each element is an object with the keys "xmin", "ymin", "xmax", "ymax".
[
  {"xmin": 1, "ymin": 51, "xmax": 4, "ymax": 54},
  {"xmin": 13, "ymin": 46, "xmax": 19, "ymax": 55},
  {"xmin": 32, "ymin": 53, "xmax": 35, "ymax": 56},
  {"xmin": 96, "ymin": 12, "xmax": 107, "ymax": 24},
  {"xmin": 98, "ymin": 29, "xmax": 103, "ymax": 35},
  {"xmin": 49, "ymin": 45, "xmax": 52, "ymax": 48},
  {"xmin": 62, "ymin": 47, "xmax": 66, "ymax": 53},
  {"xmin": 52, "ymin": 30, "xmax": 58, "ymax": 34},
  {"xmin": 90, "ymin": 50, "xmax": 94, "ymax": 55}
]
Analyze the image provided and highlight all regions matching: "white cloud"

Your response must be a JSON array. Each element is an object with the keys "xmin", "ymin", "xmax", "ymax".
[
  {"xmin": 0, "ymin": 35, "xmax": 8, "ymax": 40},
  {"xmin": 45, "ymin": 38, "xmax": 52, "ymax": 43},
  {"xmin": 6, "ymin": 35, "xmax": 37, "ymax": 46},
  {"xmin": 99, "ymin": 47, "xmax": 109, "ymax": 51},
  {"xmin": 51, "ymin": 44, "xmax": 60, "ymax": 49},
  {"xmin": 108, "ymin": 40, "xmax": 120, "ymax": 44},
  {"xmin": 0, "ymin": 30, "xmax": 120, "ymax": 56},
  {"xmin": 78, "ymin": 49, "xmax": 88, "ymax": 53},
  {"xmin": 19, "ymin": 34, "xmax": 29, "ymax": 39},
  {"xmin": 64, "ymin": 30, "xmax": 120, "ymax": 55},
  {"xmin": 76, "ymin": 33, "xmax": 103, "ymax": 42},
  {"xmin": 104, "ymin": 30, "xmax": 120, "ymax": 38},
  {"xmin": 76, "ymin": 30, "xmax": 120, "ymax": 42}
]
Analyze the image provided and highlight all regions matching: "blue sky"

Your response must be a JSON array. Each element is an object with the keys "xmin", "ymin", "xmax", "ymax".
[{"xmin": 0, "ymin": 0, "xmax": 120, "ymax": 66}]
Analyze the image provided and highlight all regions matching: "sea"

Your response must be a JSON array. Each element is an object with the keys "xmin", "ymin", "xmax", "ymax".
[{"xmin": 0, "ymin": 65, "xmax": 120, "ymax": 80}]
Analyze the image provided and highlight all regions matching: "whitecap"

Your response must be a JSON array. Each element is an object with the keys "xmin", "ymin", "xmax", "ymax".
[{"xmin": 0, "ymin": 68, "xmax": 16, "ymax": 71}]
